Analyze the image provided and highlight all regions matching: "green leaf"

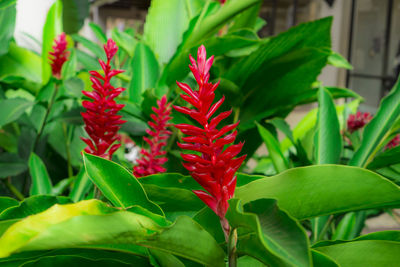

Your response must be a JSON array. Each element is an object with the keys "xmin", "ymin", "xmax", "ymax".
[
  {"xmin": 69, "ymin": 167, "xmax": 93, "ymax": 202},
  {"xmin": 62, "ymin": 0, "xmax": 89, "ymax": 34},
  {"xmin": 256, "ymin": 122, "xmax": 288, "ymax": 173},
  {"xmin": 19, "ymin": 255, "xmax": 133, "ymax": 266},
  {"xmin": 0, "ymin": 197, "xmax": 18, "ymax": 214},
  {"xmin": 229, "ymin": 1, "xmax": 262, "ymax": 32},
  {"xmin": 89, "ymin": 22, "xmax": 107, "ymax": 44},
  {"xmin": 0, "ymin": 200, "xmax": 225, "ymax": 266},
  {"xmin": 72, "ymin": 35, "xmax": 104, "ymax": 59},
  {"xmin": 315, "ymin": 240, "xmax": 400, "ymax": 267},
  {"xmin": 51, "ymin": 178, "xmax": 73, "ymax": 196},
  {"xmin": 42, "ymin": 0, "xmax": 63, "ymax": 84},
  {"xmin": 0, "ymin": 0, "xmax": 15, "ymax": 9},
  {"xmin": 235, "ymin": 165, "xmax": 400, "ymax": 220},
  {"xmin": 350, "ymin": 76, "xmax": 400, "ymax": 167},
  {"xmin": 0, "ymin": 153, "xmax": 27, "ymax": 178},
  {"xmin": 61, "ymin": 48, "xmax": 77, "ymax": 80},
  {"xmin": 128, "ymin": 43, "xmax": 159, "ymax": 103},
  {"xmin": 367, "ymin": 145, "xmax": 400, "ymax": 169},
  {"xmin": 111, "ymin": 28, "xmax": 137, "ymax": 57},
  {"xmin": 0, "ymin": 98, "xmax": 33, "ymax": 128},
  {"xmin": 143, "ymin": 0, "xmax": 189, "ymax": 64},
  {"xmin": 226, "ymin": 198, "xmax": 311, "ymax": 267},
  {"xmin": 311, "ymin": 250, "xmax": 339, "ymax": 267},
  {"xmin": 83, "ymin": 153, "xmax": 163, "ymax": 215},
  {"xmin": 327, "ymin": 51, "xmax": 352, "ymax": 69},
  {"xmin": 76, "ymin": 49, "xmax": 99, "ymax": 70},
  {"xmin": 28, "ymin": 153, "xmax": 53, "ymax": 196},
  {"xmin": 0, "ymin": 2, "xmax": 16, "ymax": 56},
  {"xmin": 314, "ymin": 86, "xmax": 342, "ymax": 164}
]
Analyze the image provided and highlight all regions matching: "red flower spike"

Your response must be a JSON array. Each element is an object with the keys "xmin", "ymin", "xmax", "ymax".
[
  {"xmin": 49, "ymin": 32, "xmax": 69, "ymax": 79},
  {"xmin": 347, "ymin": 111, "xmax": 373, "ymax": 133},
  {"xmin": 133, "ymin": 96, "xmax": 172, "ymax": 177},
  {"xmin": 81, "ymin": 39, "xmax": 126, "ymax": 159},
  {"xmin": 385, "ymin": 134, "xmax": 400, "ymax": 150},
  {"xmin": 174, "ymin": 45, "xmax": 246, "ymax": 221}
]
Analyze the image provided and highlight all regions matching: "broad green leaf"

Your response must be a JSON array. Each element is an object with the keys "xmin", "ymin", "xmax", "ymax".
[
  {"xmin": 20, "ymin": 255, "xmax": 132, "ymax": 266},
  {"xmin": 0, "ymin": 197, "xmax": 18, "ymax": 214},
  {"xmin": 143, "ymin": 0, "xmax": 189, "ymax": 64},
  {"xmin": 72, "ymin": 35, "xmax": 104, "ymax": 59},
  {"xmin": 256, "ymin": 123, "xmax": 288, "ymax": 173},
  {"xmin": 0, "ymin": 153, "xmax": 27, "ymax": 178},
  {"xmin": 69, "ymin": 167, "xmax": 93, "ymax": 202},
  {"xmin": 367, "ymin": 139, "xmax": 400, "ymax": 169},
  {"xmin": 62, "ymin": 0, "xmax": 89, "ymax": 34},
  {"xmin": 129, "ymin": 43, "xmax": 159, "ymax": 103},
  {"xmin": 327, "ymin": 51, "xmax": 352, "ymax": 69},
  {"xmin": 76, "ymin": 49, "xmax": 98, "ymax": 70},
  {"xmin": 61, "ymin": 48, "xmax": 77, "ymax": 80},
  {"xmin": 42, "ymin": 0, "xmax": 63, "ymax": 84},
  {"xmin": 51, "ymin": 178, "xmax": 74, "ymax": 196},
  {"xmin": 0, "ymin": 200, "xmax": 225, "ymax": 266},
  {"xmin": 148, "ymin": 249, "xmax": 185, "ymax": 267},
  {"xmin": 235, "ymin": 165, "xmax": 400, "ymax": 220},
  {"xmin": 0, "ymin": 43, "xmax": 42, "ymax": 92},
  {"xmin": 229, "ymin": 1, "xmax": 262, "ymax": 32},
  {"xmin": 28, "ymin": 153, "xmax": 53, "ymax": 196},
  {"xmin": 314, "ymin": 240, "xmax": 400, "ymax": 267},
  {"xmin": 83, "ymin": 153, "xmax": 163, "ymax": 215},
  {"xmin": 111, "ymin": 28, "xmax": 137, "ymax": 57},
  {"xmin": 314, "ymin": 86, "xmax": 342, "ymax": 164},
  {"xmin": 311, "ymin": 250, "xmax": 339, "ymax": 267},
  {"xmin": 0, "ymin": 0, "xmax": 15, "ymax": 9},
  {"xmin": 226, "ymin": 199, "xmax": 311, "ymax": 267},
  {"xmin": 0, "ymin": 2, "xmax": 16, "ymax": 56},
  {"xmin": 350, "ymin": 76, "xmax": 400, "ymax": 167},
  {"xmin": 89, "ymin": 22, "xmax": 107, "ymax": 44},
  {"xmin": 0, "ymin": 98, "xmax": 33, "ymax": 128}
]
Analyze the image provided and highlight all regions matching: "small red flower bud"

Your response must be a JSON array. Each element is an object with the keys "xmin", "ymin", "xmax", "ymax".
[
  {"xmin": 385, "ymin": 134, "xmax": 400, "ymax": 150},
  {"xmin": 174, "ymin": 45, "xmax": 246, "ymax": 219},
  {"xmin": 81, "ymin": 39, "xmax": 126, "ymax": 159},
  {"xmin": 347, "ymin": 111, "xmax": 373, "ymax": 133},
  {"xmin": 49, "ymin": 33, "xmax": 69, "ymax": 79},
  {"xmin": 133, "ymin": 96, "xmax": 172, "ymax": 177}
]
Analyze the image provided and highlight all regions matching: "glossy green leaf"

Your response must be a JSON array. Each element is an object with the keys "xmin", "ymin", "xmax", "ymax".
[
  {"xmin": 0, "ymin": 153, "xmax": 27, "ymax": 177},
  {"xmin": 83, "ymin": 153, "xmax": 163, "ymax": 215},
  {"xmin": 89, "ymin": 22, "xmax": 107, "ymax": 44},
  {"xmin": 0, "ymin": 0, "xmax": 15, "ymax": 9},
  {"xmin": 314, "ymin": 86, "xmax": 342, "ymax": 164},
  {"xmin": 0, "ymin": 200, "xmax": 225, "ymax": 266},
  {"xmin": 229, "ymin": 1, "xmax": 262, "ymax": 32},
  {"xmin": 315, "ymin": 240, "xmax": 400, "ymax": 267},
  {"xmin": 62, "ymin": 0, "xmax": 89, "ymax": 34},
  {"xmin": 76, "ymin": 49, "xmax": 98, "ymax": 70},
  {"xmin": 226, "ymin": 198, "xmax": 311, "ymax": 267},
  {"xmin": 28, "ymin": 153, "xmax": 53, "ymax": 196},
  {"xmin": 311, "ymin": 250, "xmax": 339, "ymax": 267},
  {"xmin": 350, "ymin": 76, "xmax": 400, "ymax": 167},
  {"xmin": 0, "ymin": 197, "xmax": 18, "ymax": 214},
  {"xmin": 129, "ymin": 43, "xmax": 159, "ymax": 103},
  {"xmin": 235, "ymin": 165, "xmax": 400, "ymax": 220},
  {"xmin": 42, "ymin": 0, "xmax": 63, "ymax": 84},
  {"xmin": 69, "ymin": 167, "xmax": 93, "ymax": 202},
  {"xmin": 0, "ymin": 98, "xmax": 33, "ymax": 128},
  {"xmin": 111, "ymin": 28, "xmax": 137, "ymax": 57},
  {"xmin": 72, "ymin": 34, "xmax": 104, "ymax": 59},
  {"xmin": 367, "ymin": 143, "xmax": 400, "ymax": 169},
  {"xmin": 51, "ymin": 178, "xmax": 73, "ymax": 196},
  {"xmin": 143, "ymin": 0, "xmax": 189, "ymax": 64},
  {"xmin": 0, "ymin": 2, "xmax": 16, "ymax": 56},
  {"xmin": 327, "ymin": 51, "xmax": 352, "ymax": 69},
  {"xmin": 256, "ymin": 122, "xmax": 288, "ymax": 173},
  {"xmin": 61, "ymin": 48, "xmax": 77, "ymax": 80}
]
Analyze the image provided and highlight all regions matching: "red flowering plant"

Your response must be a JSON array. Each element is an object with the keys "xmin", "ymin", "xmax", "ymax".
[
  {"xmin": 81, "ymin": 39, "xmax": 126, "ymax": 159},
  {"xmin": 174, "ymin": 45, "xmax": 246, "ymax": 239},
  {"xmin": 347, "ymin": 111, "xmax": 373, "ymax": 133},
  {"xmin": 49, "ymin": 32, "xmax": 69, "ymax": 80},
  {"xmin": 133, "ymin": 95, "xmax": 172, "ymax": 177}
]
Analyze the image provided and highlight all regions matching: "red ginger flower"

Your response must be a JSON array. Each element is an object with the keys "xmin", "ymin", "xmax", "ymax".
[
  {"xmin": 347, "ymin": 111, "xmax": 373, "ymax": 133},
  {"xmin": 49, "ymin": 32, "xmax": 69, "ymax": 79},
  {"xmin": 385, "ymin": 134, "xmax": 400, "ymax": 150},
  {"xmin": 81, "ymin": 39, "xmax": 126, "ymax": 159},
  {"xmin": 133, "ymin": 96, "xmax": 172, "ymax": 177},
  {"xmin": 174, "ymin": 45, "xmax": 246, "ymax": 220}
]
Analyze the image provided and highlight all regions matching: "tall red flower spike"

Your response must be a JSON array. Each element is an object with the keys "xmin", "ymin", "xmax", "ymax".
[
  {"xmin": 133, "ymin": 96, "xmax": 172, "ymax": 177},
  {"xmin": 81, "ymin": 39, "xmax": 126, "ymax": 159},
  {"xmin": 49, "ymin": 32, "xmax": 69, "ymax": 79},
  {"xmin": 174, "ymin": 45, "xmax": 246, "ymax": 233},
  {"xmin": 347, "ymin": 111, "xmax": 373, "ymax": 133},
  {"xmin": 385, "ymin": 134, "xmax": 400, "ymax": 150}
]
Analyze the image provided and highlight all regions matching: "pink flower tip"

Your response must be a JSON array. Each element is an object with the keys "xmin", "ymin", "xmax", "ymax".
[{"xmin": 104, "ymin": 39, "xmax": 118, "ymax": 61}]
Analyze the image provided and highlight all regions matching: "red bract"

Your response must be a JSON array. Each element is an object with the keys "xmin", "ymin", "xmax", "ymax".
[
  {"xmin": 385, "ymin": 134, "xmax": 400, "ymax": 150},
  {"xmin": 49, "ymin": 32, "xmax": 69, "ymax": 79},
  {"xmin": 174, "ymin": 45, "xmax": 246, "ymax": 221},
  {"xmin": 133, "ymin": 96, "xmax": 172, "ymax": 177},
  {"xmin": 81, "ymin": 39, "xmax": 126, "ymax": 159},
  {"xmin": 220, "ymin": 0, "xmax": 226, "ymax": 4},
  {"xmin": 347, "ymin": 111, "xmax": 373, "ymax": 133}
]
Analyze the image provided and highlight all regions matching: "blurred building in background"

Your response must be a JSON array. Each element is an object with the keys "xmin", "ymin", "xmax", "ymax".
[{"xmin": 15, "ymin": 0, "xmax": 400, "ymax": 112}]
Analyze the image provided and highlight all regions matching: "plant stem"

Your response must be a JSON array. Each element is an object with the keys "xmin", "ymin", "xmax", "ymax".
[
  {"xmin": 3, "ymin": 178, "xmax": 24, "ymax": 201},
  {"xmin": 33, "ymin": 83, "xmax": 59, "ymax": 152},
  {"xmin": 62, "ymin": 123, "xmax": 73, "ymax": 177},
  {"xmin": 228, "ymin": 227, "xmax": 237, "ymax": 267}
]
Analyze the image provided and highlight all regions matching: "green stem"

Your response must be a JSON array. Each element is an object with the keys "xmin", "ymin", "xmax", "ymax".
[
  {"xmin": 228, "ymin": 227, "xmax": 237, "ymax": 267},
  {"xmin": 33, "ymin": 83, "xmax": 59, "ymax": 152},
  {"xmin": 233, "ymin": 107, "xmax": 240, "ymax": 124},
  {"xmin": 3, "ymin": 178, "xmax": 24, "ymax": 201},
  {"xmin": 62, "ymin": 123, "xmax": 73, "ymax": 177}
]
